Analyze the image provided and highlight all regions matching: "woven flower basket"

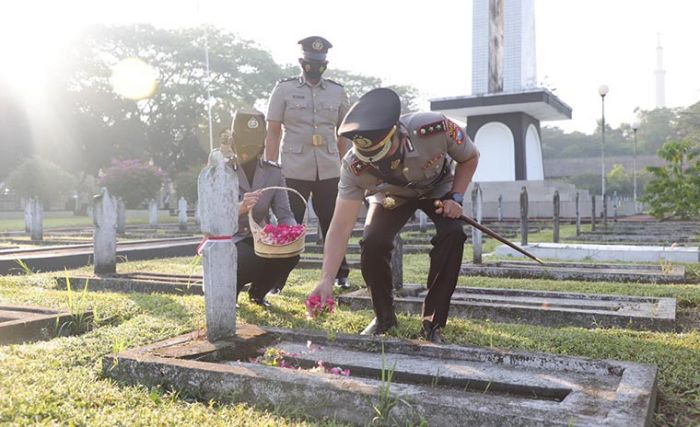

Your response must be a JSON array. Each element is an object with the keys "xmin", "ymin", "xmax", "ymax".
[{"xmin": 248, "ymin": 186, "xmax": 307, "ymax": 259}]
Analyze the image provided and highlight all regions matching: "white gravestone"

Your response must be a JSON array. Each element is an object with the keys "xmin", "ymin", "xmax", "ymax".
[
  {"xmin": 23, "ymin": 198, "xmax": 31, "ymax": 233},
  {"xmin": 472, "ymin": 184, "xmax": 483, "ymax": 264},
  {"xmin": 93, "ymin": 188, "xmax": 118, "ymax": 275},
  {"xmin": 178, "ymin": 197, "xmax": 188, "ymax": 231},
  {"xmin": 198, "ymin": 150, "xmax": 239, "ymax": 341},
  {"xmin": 116, "ymin": 198, "xmax": 126, "ymax": 236},
  {"xmin": 148, "ymin": 199, "xmax": 158, "ymax": 228},
  {"xmin": 30, "ymin": 198, "xmax": 43, "ymax": 241}
]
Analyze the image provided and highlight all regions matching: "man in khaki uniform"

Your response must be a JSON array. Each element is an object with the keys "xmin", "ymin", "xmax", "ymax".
[
  {"xmin": 265, "ymin": 36, "xmax": 352, "ymax": 289},
  {"xmin": 307, "ymin": 88, "xmax": 479, "ymax": 343}
]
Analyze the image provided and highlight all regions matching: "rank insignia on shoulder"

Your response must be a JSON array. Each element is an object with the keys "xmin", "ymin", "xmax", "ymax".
[
  {"xmin": 416, "ymin": 120, "xmax": 446, "ymax": 137},
  {"xmin": 446, "ymin": 120, "xmax": 465, "ymax": 144},
  {"xmin": 350, "ymin": 159, "xmax": 370, "ymax": 175},
  {"xmin": 325, "ymin": 79, "xmax": 343, "ymax": 87}
]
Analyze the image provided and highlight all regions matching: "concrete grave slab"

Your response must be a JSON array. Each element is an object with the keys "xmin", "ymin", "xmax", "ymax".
[
  {"xmin": 338, "ymin": 285, "xmax": 676, "ymax": 331},
  {"xmin": 0, "ymin": 237, "xmax": 201, "ymax": 275},
  {"xmin": 0, "ymin": 305, "xmax": 93, "ymax": 345},
  {"xmin": 103, "ymin": 325, "xmax": 657, "ymax": 426},
  {"xmin": 461, "ymin": 261, "xmax": 690, "ymax": 283},
  {"xmin": 55, "ymin": 272, "xmax": 204, "ymax": 295},
  {"xmin": 496, "ymin": 242, "xmax": 699, "ymax": 263},
  {"xmin": 303, "ymin": 244, "xmax": 431, "ymax": 255}
]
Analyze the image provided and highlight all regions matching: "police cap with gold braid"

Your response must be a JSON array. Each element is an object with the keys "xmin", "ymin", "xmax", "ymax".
[{"xmin": 338, "ymin": 88, "xmax": 401, "ymax": 163}]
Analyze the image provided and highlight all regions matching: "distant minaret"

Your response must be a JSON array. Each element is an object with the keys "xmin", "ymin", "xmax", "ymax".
[{"xmin": 655, "ymin": 33, "xmax": 666, "ymax": 108}]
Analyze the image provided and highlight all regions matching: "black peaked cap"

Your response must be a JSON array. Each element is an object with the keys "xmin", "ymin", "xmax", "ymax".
[{"xmin": 338, "ymin": 88, "xmax": 401, "ymax": 139}]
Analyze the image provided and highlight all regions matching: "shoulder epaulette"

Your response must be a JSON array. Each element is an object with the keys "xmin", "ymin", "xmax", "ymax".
[
  {"xmin": 262, "ymin": 159, "xmax": 281, "ymax": 168},
  {"xmin": 277, "ymin": 77, "xmax": 297, "ymax": 84},
  {"xmin": 415, "ymin": 120, "xmax": 446, "ymax": 137},
  {"xmin": 325, "ymin": 79, "xmax": 343, "ymax": 87}
]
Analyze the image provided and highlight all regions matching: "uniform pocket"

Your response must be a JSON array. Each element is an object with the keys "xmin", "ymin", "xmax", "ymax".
[
  {"xmin": 318, "ymin": 101, "xmax": 340, "ymax": 124},
  {"xmin": 282, "ymin": 142, "xmax": 303, "ymax": 153}
]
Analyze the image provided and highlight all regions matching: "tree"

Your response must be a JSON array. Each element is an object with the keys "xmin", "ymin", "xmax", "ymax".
[
  {"xmin": 173, "ymin": 166, "xmax": 200, "ymax": 203},
  {"xmin": 6, "ymin": 158, "xmax": 76, "ymax": 207},
  {"xmin": 641, "ymin": 137, "xmax": 700, "ymax": 219},
  {"xmin": 98, "ymin": 159, "xmax": 167, "ymax": 208}
]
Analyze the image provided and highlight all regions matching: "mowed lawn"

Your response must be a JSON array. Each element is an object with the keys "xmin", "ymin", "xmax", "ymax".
[
  {"xmin": 0, "ymin": 210, "xmax": 179, "ymax": 232},
  {"xmin": 0, "ymin": 226, "xmax": 699, "ymax": 425}
]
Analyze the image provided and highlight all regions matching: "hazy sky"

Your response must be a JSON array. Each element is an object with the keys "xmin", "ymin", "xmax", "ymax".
[{"xmin": 2, "ymin": 0, "xmax": 699, "ymax": 133}]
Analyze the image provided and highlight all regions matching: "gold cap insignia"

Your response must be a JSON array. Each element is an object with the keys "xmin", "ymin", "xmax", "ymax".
[
  {"xmin": 312, "ymin": 39, "xmax": 324, "ymax": 51},
  {"xmin": 352, "ymin": 135, "xmax": 374, "ymax": 149},
  {"xmin": 247, "ymin": 117, "xmax": 259, "ymax": 129}
]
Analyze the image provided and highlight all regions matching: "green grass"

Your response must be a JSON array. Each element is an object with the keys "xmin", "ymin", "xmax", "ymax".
[
  {"xmin": 1, "ymin": 224, "xmax": 700, "ymax": 425},
  {"xmin": 0, "ymin": 210, "xmax": 178, "ymax": 232}
]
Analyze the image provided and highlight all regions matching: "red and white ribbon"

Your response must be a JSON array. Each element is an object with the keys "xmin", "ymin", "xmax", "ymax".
[{"xmin": 196, "ymin": 235, "xmax": 233, "ymax": 255}]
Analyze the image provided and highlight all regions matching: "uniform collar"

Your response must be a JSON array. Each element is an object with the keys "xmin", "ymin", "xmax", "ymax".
[{"xmin": 297, "ymin": 74, "xmax": 326, "ymax": 89}]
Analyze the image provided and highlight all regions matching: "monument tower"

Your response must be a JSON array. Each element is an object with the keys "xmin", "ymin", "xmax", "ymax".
[
  {"xmin": 431, "ymin": 0, "xmax": 571, "ymax": 182},
  {"xmin": 655, "ymin": 33, "xmax": 666, "ymax": 109}
]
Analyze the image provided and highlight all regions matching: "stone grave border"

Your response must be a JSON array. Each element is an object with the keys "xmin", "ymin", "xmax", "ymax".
[
  {"xmin": 338, "ymin": 285, "xmax": 676, "ymax": 331},
  {"xmin": 55, "ymin": 273, "xmax": 204, "ymax": 295},
  {"xmin": 103, "ymin": 325, "xmax": 657, "ymax": 427},
  {"xmin": 461, "ymin": 260, "xmax": 690, "ymax": 283},
  {"xmin": 0, "ymin": 304, "xmax": 94, "ymax": 345}
]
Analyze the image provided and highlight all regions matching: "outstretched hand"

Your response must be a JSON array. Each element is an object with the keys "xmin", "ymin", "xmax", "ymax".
[{"xmin": 307, "ymin": 279, "xmax": 334, "ymax": 319}]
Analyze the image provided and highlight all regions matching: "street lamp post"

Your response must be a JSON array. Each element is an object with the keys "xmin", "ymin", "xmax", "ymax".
[
  {"xmin": 598, "ymin": 84, "xmax": 609, "ymax": 228},
  {"xmin": 631, "ymin": 120, "xmax": 640, "ymax": 212}
]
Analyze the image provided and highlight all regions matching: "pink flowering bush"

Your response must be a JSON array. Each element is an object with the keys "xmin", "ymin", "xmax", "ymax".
[
  {"xmin": 98, "ymin": 159, "xmax": 167, "ymax": 208},
  {"xmin": 258, "ymin": 224, "xmax": 305, "ymax": 245},
  {"xmin": 305, "ymin": 294, "xmax": 335, "ymax": 319}
]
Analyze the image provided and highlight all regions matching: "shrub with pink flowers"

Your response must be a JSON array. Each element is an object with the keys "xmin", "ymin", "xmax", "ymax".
[
  {"xmin": 98, "ymin": 159, "xmax": 167, "ymax": 208},
  {"xmin": 258, "ymin": 223, "xmax": 306, "ymax": 245}
]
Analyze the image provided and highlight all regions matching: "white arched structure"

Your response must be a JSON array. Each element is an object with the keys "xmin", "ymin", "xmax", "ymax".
[
  {"xmin": 525, "ymin": 124, "xmax": 544, "ymax": 180},
  {"xmin": 472, "ymin": 122, "xmax": 515, "ymax": 182}
]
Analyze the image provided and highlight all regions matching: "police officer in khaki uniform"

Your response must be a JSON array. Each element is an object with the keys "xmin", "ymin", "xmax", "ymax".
[
  {"xmin": 308, "ymin": 88, "xmax": 479, "ymax": 343},
  {"xmin": 223, "ymin": 110, "xmax": 299, "ymax": 307},
  {"xmin": 264, "ymin": 36, "xmax": 352, "ymax": 289}
]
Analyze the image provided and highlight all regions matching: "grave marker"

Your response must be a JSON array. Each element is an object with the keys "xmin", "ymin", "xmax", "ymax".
[
  {"xmin": 116, "ymin": 198, "xmax": 126, "ymax": 236},
  {"xmin": 178, "ymin": 197, "xmax": 188, "ymax": 231},
  {"xmin": 575, "ymin": 191, "xmax": 581, "ymax": 236},
  {"xmin": 553, "ymin": 190, "xmax": 560, "ymax": 243},
  {"xmin": 93, "ymin": 188, "xmax": 118, "ymax": 275},
  {"xmin": 148, "ymin": 199, "xmax": 158, "ymax": 228},
  {"xmin": 591, "ymin": 195, "xmax": 597, "ymax": 231},
  {"xmin": 519, "ymin": 186, "xmax": 528, "ymax": 246},
  {"xmin": 472, "ymin": 183, "xmax": 483, "ymax": 264},
  {"xmin": 198, "ymin": 151, "xmax": 238, "ymax": 341},
  {"xmin": 29, "ymin": 197, "xmax": 43, "ymax": 241}
]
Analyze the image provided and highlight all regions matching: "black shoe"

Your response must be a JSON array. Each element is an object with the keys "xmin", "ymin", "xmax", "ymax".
[
  {"xmin": 420, "ymin": 323, "xmax": 444, "ymax": 344},
  {"xmin": 249, "ymin": 296, "xmax": 272, "ymax": 308},
  {"xmin": 335, "ymin": 277, "xmax": 351, "ymax": 289},
  {"xmin": 360, "ymin": 313, "xmax": 398, "ymax": 336},
  {"xmin": 268, "ymin": 287, "xmax": 282, "ymax": 295}
]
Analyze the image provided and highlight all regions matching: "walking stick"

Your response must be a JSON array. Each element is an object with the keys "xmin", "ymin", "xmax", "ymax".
[{"xmin": 434, "ymin": 200, "xmax": 544, "ymax": 265}]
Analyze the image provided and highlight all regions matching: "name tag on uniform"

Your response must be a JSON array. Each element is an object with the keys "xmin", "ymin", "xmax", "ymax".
[{"xmin": 312, "ymin": 134, "xmax": 324, "ymax": 146}]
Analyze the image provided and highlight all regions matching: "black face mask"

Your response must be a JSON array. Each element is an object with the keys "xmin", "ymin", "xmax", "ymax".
[{"xmin": 301, "ymin": 60, "xmax": 327, "ymax": 79}]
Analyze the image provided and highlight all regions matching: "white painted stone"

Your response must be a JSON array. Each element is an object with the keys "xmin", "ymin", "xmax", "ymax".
[
  {"xmin": 93, "ymin": 188, "xmax": 118, "ymax": 274},
  {"xmin": 178, "ymin": 197, "xmax": 188, "ymax": 231},
  {"xmin": 116, "ymin": 198, "xmax": 126, "ymax": 235},
  {"xmin": 148, "ymin": 199, "xmax": 158, "ymax": 228},
  {"xmin": 22, "ymin": 198, "xmax": 31, "ymax": 233},
  {"xmin": 471, "ymin": 184, "xmax": 483, "ymax": 264},
  {"xmin": 30, "ymin": 198, "xmax": 43, "ymax": 241},
  {"xmin": 194, "ymin": 200, "xmax": 200, "ymax": 225},
  {"xmin": 418, "ymin": 210, "xmax": 428, "ymax": 233},
  {"xmin": 472, "ymin": 122, "xmax": 515, "ymax": 182},
  {"xmin": 496, "ymin": 242, "xmax": 700, "ymax": 263},
  {"xmin": 198, "ymin": 150, "xmax": 238, "ymax": 341}
]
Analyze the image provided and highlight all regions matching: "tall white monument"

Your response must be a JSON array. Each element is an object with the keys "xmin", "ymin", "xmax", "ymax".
[
  {"xmin": 655, "ymin": 33, "xmax": 666, "ymax": 109},
  {"xmin": 431, "ymin": 0, "xmax": 571, "ymax": 182}
]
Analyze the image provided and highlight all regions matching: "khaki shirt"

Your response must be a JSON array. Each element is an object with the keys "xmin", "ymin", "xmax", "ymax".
[
  {"xmin": 234, "ymin": 158, "xmax": 296, "ymax": 243},
  {"xmin": 338, "ymin": 112, "xmax": 478, "ymax": 207},
  {"xmin": 267, "ymin": 75, "xmax": 350, "ymax": 181}
]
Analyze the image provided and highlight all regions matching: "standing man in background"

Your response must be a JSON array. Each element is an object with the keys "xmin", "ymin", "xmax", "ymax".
[{"xmin": 265, "ymin": 36, "xmax": 352, "ymax": 290}]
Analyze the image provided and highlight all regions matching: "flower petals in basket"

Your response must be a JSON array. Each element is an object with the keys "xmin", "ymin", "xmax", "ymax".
[{"xmin": 258, "ymin": 224, "xmax": 306, "ymax": 245}]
